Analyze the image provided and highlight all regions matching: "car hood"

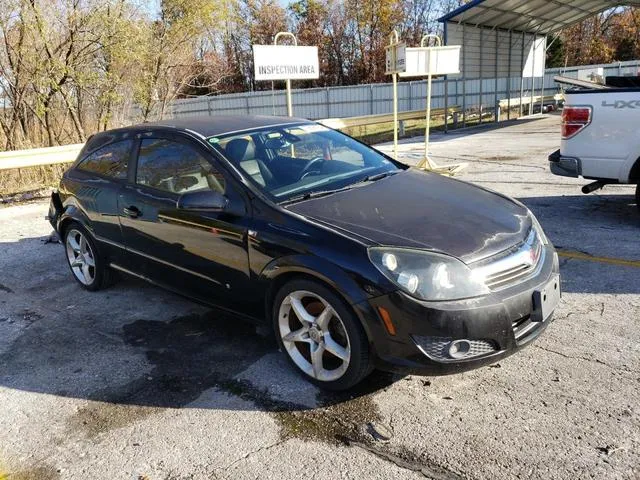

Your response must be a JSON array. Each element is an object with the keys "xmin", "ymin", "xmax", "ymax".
[{"xmin": 286, "ymin": 169, "xmax": 531, "ymax": 263}]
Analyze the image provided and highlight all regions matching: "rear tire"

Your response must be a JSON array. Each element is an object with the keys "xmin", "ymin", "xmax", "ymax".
[
  {"xmin": 272, "ymin": 278, "xmax": 371, "ymax": 391},
  {"xmin": 63, "ymin": 222, "xmax": 116, "ymax": 291}
]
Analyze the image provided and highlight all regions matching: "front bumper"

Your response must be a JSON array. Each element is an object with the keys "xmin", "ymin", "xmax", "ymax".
[
  {"xmin": 355, "ymin": 245, "xmax": 560, "ymax": 375},
  {"xmin": 549, "ymin": 149, "xmax": 581, "ymax": 178}
]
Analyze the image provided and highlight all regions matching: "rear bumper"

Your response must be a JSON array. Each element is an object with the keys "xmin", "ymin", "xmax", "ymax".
[
  {"xmin": 549, "ymin": 149, "xmax": 581, "ymax": 178},
  {"xmin": 47, "ymin": 191, "xmax": 63, "ymax": 232},
  {"xmin": 354, "ymin": 245, "xmax": 560, "ymax": 376}
]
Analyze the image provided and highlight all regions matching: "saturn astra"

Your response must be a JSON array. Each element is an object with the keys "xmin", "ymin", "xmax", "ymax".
[{"xmin": 48, "ymin": 115, "xmax": 560, "ymax": 390}]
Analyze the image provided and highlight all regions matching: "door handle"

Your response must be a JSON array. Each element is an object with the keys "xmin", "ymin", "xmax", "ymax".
[{"xmin": 123, "ymin": 206, "xmax": 141, "ymax": 218}]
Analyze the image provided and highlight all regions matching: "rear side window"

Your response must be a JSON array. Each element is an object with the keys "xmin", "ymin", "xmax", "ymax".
[
  {"xmin": 136, "ymin": 138, "xmax": 225, "ymax": 194},
  {"xmin": 77, "ymin": 140, "xmax": 132, "ymax": 179}
]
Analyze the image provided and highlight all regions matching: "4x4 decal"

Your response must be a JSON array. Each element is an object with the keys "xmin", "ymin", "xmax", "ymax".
[{"xmin": 601, "ymin": 100, "xmax": 640, "ymax": 109}]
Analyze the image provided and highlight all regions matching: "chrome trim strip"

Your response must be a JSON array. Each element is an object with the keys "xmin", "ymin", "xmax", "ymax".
[
  {"xmin": 109, "ymin": 263, "xmax": 147, "ymax": 280},
  {"xmin": 473, "ymin": 229, "xmax": 544, "ymax": 290},
  {"xmin": 126, "ymin": 246, "xmax": 222, "ymax": 286},
  {"xmin": 94, "ymin": 234, "xmax": 126, "ymax": 250},
  {"xmin": 95, "ymin": 233, "xmax": 222, "ymax": 286},
  {"xmin": 157, "ymin": 214, "xmax": 241, "ymax": 237}
]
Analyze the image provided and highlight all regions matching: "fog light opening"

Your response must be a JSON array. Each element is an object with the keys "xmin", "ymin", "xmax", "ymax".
[{"xmin": 448, "ymin": 340, "xmax": 471, "ymax": 359}]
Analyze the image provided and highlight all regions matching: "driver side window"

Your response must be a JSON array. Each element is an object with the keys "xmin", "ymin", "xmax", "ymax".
[{"xmin": 136, "ymin": 139, "xmax": 226, "ymax": 195}]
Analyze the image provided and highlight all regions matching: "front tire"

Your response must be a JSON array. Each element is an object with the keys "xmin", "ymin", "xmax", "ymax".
[
  {"xmin": 63, "ymin": 222, "xmax": 114, "ymax": 291},
  {"xmin": 273, "ymin": 278, "xmax": 371, "ymax": 391}
]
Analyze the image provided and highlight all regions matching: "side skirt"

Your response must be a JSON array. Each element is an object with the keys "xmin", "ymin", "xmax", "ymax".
[{"xmin": 109, "ymin": 263, "xmax": 266, "ymax": 326}]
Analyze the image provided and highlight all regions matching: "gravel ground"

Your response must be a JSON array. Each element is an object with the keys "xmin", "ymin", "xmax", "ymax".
[{"xmin": 1, "ymin": 114, "xmax": 639, "ymax": 480}]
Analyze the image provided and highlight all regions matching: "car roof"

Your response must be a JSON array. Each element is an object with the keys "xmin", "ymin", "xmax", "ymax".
[
  {"xmin": 81, "ymin": 115, "xmax": 316, "ymax": 157},
  {"xmin": 135, "ymin": 115, "xmax": 312, "ymax": 138}
]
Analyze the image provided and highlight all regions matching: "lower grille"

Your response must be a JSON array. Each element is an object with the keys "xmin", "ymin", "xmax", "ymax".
[
  {"xmin": 512, "ymin": 315, "xmax": 540, "ymax": 344},
  {"xmin": 413, "ymin": 336, "xmax": 498, "ymax": 361}
]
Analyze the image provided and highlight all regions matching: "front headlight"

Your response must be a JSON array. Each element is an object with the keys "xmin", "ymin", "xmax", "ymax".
[
  {"xmin": 529, "ymin": 211, "xmax": 549, "ymax": 245},
  {"xmin": 368, "ymin": 248, "xmax": 490, "ymax": 301}
]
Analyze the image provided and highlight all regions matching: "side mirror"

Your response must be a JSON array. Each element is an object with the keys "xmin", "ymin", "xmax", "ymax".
[{"xmin": 176, "ymin": 190, "xmax": 228, "ymax": 212}]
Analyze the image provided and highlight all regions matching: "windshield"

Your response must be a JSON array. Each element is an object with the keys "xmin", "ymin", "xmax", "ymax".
[{"xmin": 208, "ymin": 123, "xmax": 402, "ymax": 202}]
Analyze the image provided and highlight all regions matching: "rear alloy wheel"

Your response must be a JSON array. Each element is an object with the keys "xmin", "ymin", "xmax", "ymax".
[
  {"xmin": 274, "ymin": 279, "xmax": 371, "ymax": 390},
  {"xmin": 64, "ymin": 223, "xmax": 114, "ymax": 291}
]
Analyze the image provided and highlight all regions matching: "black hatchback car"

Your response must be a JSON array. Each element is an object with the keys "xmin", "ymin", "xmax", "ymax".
[{"xmin": 49, "ymin": 115, "xmax": 560, "ymax": 390}]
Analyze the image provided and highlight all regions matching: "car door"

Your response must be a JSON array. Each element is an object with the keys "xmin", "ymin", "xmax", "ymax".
[
  {"xmin": 66, "ymin": 138, "xmax": 134, "ymax": 262},
  {"xmin": 117, "ymin": 132, "xmax": 254, "ymax": 313}
]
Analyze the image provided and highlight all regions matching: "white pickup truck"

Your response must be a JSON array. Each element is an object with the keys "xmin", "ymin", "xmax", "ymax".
[{"xmin": 549, "ymin": 78, "xmax": 640, "ymax": 211}]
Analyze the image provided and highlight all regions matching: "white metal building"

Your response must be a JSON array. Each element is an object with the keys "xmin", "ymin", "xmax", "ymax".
[{"xmin": 439, "ymin": 0, "xmax": 640, "ymax": 123}]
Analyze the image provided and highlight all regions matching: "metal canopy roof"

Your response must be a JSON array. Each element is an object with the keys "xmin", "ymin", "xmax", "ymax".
[{"xmin": 439, "ymin": 0, "xmax": 640, "ymax": 35}]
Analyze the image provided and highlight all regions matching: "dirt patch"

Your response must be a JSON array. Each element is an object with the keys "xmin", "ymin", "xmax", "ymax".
[
  {"xmin": 68, "ymin": 402, "xmax": 158, "ymax": 438},
  {"xmin": 3, "ymin": 464, "xmax": 60, "ymax": 480},
  {"xmin": 216, "ymin": 372, "xmax": 395, "ymax": 444},
  {"xmin": 477, "ymin": 155, "xmax": 521, "ymax": 162}
]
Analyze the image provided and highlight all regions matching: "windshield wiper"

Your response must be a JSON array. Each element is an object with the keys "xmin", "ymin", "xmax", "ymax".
[
  {"xmin": 280, "ymin": 186, "xmax": 353, "ymax": 206},
  {"xmin": 280, "ymin": 171, "xmax": 400, "ymax": 206},
  {"xmin": 360, "ymin": 171, "xmax": 399, "ymax": 183}
]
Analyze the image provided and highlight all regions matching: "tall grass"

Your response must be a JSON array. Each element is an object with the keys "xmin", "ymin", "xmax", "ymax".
[{"xmin": 0, "ymin": 163, "xmax": 71, "ymax": 201}]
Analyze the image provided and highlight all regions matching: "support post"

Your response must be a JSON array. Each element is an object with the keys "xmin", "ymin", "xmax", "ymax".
[
  {"xmin": 388, "ymin": 30, "xmax": 401, "ymax": 160},
  {"xmin": 462, "ymin": 23, "xmax": 467, "ymax": 128},
  {"xmin": 326, "ymin": 87, "xmax": 331, "ymax": 118},
  {"xmin": 539, "ymin": 36, "xmax": 546, "ymax": 115},
  {"xmin": 444, "ymin": 21, "xmax": 449, "ymax": 134},
  {"xmin": 507, "ymin": 30, "xmax": 513, "ymax": 120},
  {"xmin": 370, "ymin": 84, "xmax": 374, "ymax": 115},
  {"xmin": 424, "ymin": 72, "xmax": 432, "ymax": 161},
  {"xmin": 444, "ymin": 77, "xmax": 449, "ymax": 133},
  {"xmin": 519, "ymin": 31, "xmax": 525, "ymax": 117},
  {"xmin": 392, "ymin": 72, "xmax": 398, "ymax": 159},
  {"xmin": 530, "ymin": 34, "xmax": 536, "ymax": 116},
  {"xmin": 285, "ymin": 80, "xmax": 293, "ymax": 117},
  {"xmin": 494, "ymin": 27, "xmax": 499, "ymax": 123},
  {"xmin": 274, "ymin": 32, "xmax": 298, "ymax": 117},
  {"xmin": 479, "ymin": 27, "xmax": 484, "ymax": 125}
]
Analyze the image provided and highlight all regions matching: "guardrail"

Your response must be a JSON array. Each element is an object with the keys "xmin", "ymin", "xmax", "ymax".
[
  {"xmin": 319, "ymin": 107, "xmax": 455, "ymax": 130},
  {"xmin": 498, "ymin": 94, "xmax": 564, "ymax": 109},
  {"xmin": 0, "ymin": 144, "xmax": 84, "ymax": 171},
  {"xmin": 1, "ymin": 110, "xmax": 461, "ymax": 171}
]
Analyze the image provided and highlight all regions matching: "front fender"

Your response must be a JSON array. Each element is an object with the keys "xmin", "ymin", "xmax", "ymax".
[
  {"xmin": 259, "ymin": 253, "xmax": 385, "ymax": 347},
  {"xmin": 260, "ymin": 254, "xmax": 372, "ymax": 307}
]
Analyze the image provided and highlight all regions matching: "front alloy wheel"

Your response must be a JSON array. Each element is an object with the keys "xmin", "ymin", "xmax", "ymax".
[{"xmin": 274, "ymin": 279, "xmax": 371, "ymax": 390}]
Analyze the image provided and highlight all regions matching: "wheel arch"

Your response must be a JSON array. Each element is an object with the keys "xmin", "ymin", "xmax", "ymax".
[
  {"xmin": 261, "ymin": 255, "xmax": 376, "ymax": 343},
  {"xmin": 57, "ymin": 204, "xmax": 92, "ymax": 239},
  {"xmin": 628, "ymin": 156, "xmax": 640, "ymax": 183}
]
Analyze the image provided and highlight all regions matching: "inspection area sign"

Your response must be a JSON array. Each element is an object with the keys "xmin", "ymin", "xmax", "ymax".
[{"xmin": 253, "ymin": 45, "xmax": 320, "ymax": 81}]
